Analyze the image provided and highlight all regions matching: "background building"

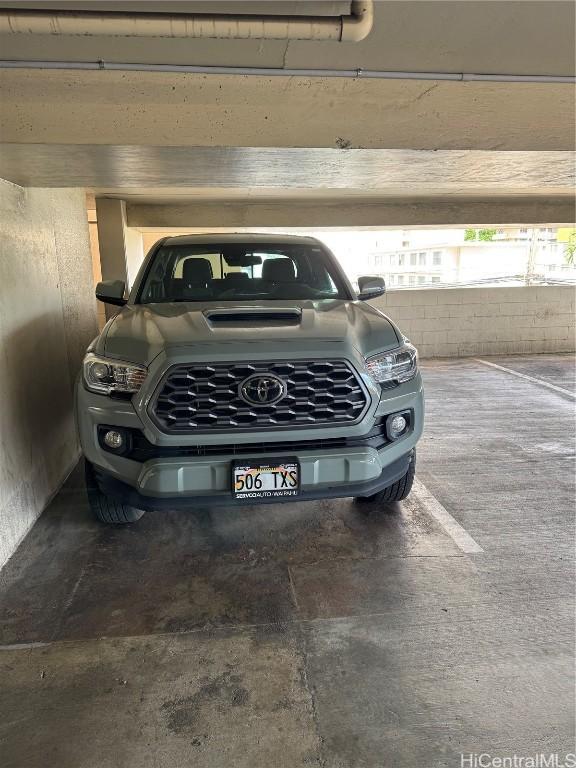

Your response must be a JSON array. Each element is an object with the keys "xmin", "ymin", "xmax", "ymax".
[{"xmin": 310, "ymin": 227, "xmax": 576, "ymax": 289}]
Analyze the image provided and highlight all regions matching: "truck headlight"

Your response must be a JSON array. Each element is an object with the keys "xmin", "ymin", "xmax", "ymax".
[
  {"xmin": 82, "ymin": 353, "xmax": 147, "ymax": 395},
  {"xmin": 365, "ymin": 342, "xmax": 418, "ymax": 385}
]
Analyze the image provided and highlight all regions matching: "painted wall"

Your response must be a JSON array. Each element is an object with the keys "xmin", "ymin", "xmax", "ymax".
[
  {"xmin": 374, "ymin": 286, "xmax": 575, "ymax": 358},
  {"xmin": 0, "ymin": 181, "xmax": 98, "ymax": 570}
]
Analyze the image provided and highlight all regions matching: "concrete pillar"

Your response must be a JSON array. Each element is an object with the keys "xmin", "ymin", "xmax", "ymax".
[{"xmin": 95, "ymin": 197, "xmax": 143, "ymax": 318}]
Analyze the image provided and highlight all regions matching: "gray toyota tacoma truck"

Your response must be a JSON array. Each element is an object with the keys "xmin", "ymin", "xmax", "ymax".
[{"xmin": 77, "ymin": 234, "xmax": 424, "ymax": 523}]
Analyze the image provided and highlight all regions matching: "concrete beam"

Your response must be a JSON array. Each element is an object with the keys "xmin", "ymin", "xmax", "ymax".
[
  {"xmin": 0, "ymin": 145, "xmax": 573, "ymax": 196},
  {"xmin": 126, "ymin": 198, "xmax": 576, "ymax": 229},
  {"xmin": 0, "ymin": 69, "xmax": 574, "ymax": 151}
]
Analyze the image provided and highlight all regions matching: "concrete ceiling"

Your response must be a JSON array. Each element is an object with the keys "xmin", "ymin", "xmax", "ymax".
[
  {"xmin": 0, "ymin": 1, "xmax": 573, "ymax": 227},
  {"xmin": 1, "ymin": 1, "xmax": 573, "ymax": 158},
  {"xmin": 0, "ymin": 1, "xmax": 573, "ymax": 76}
]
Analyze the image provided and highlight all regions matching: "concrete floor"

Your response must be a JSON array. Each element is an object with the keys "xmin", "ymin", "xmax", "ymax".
[{"xmin": 0, "ymin": 354, "xmax": 574, "ymax": 768}]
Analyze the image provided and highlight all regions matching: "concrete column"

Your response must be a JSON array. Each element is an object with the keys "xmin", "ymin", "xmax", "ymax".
[
  {"xmin": 124, "ymin": 225, "xmax": 145, "ymax": 289},
  {"xmin": 95, "ymin": 198, "xmax": 144, "ymax": 318}
]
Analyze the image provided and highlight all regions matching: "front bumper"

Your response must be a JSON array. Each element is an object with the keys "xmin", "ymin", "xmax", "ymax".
[
  {"xmin": 76, "ymin": 370, "xmax": 423, "ymax": 509},
  {"xmin": 93, "ymin": 451, "xmax": 414, "ymax": 510}
]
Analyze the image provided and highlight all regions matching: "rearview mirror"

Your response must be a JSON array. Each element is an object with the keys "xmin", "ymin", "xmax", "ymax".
[
  {"xmin": 224, "ymin": 252, "xmax": 263, "ymax": 267},
  {"xmin": 357, "ymin": 275, "xmax": 386, "ymax": 300},
  {"xmin": 95, "ymin": 280, "xmax": 127, "ymax": 306}
]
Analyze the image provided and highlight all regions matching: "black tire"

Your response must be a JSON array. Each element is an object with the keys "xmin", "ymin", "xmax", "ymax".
[
  {"xmin": 84, "ymin": 460, "xmax": 145, "ymax": 524},
  {"xmin": 356, "ymin": 451, "xmax": 416, "ymax": 504}
]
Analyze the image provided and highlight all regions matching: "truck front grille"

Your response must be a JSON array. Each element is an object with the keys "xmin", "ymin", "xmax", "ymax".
[{"xmin": 150, "ymin": 359, "xmax": 369, "ymax": 433}]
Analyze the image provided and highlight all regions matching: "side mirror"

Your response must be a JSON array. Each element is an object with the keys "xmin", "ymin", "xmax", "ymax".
[
  {"xmin": 357, "ymin": 275, "xmax": 386, "ymax": 300},
  {"xmin": 95, "ymin": 280, "xmax": 127, "ymax": 306}
]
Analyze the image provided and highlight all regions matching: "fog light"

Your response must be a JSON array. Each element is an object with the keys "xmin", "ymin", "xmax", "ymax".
[
  {"xmin": 103, "ymin": 430, "xmax": 124, "ymax": 449},
  {"xmin": 388, "ymin": 414, "xmax": 407, "ymax": 440}
]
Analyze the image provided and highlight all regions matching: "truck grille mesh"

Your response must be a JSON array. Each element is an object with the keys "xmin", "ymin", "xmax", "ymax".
[{"xmin": 150, "ymin": 360, "xmax": 368, "ymax": 433}]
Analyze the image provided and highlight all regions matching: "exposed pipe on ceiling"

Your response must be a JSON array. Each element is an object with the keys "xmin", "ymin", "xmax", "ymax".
[
  {"xmin": 0, "ymin": 1, "xmax": 374, "ymax": 41},
  {"xmin": 0, "ymin": 59, "xmax": 573, "ymax": 83}
]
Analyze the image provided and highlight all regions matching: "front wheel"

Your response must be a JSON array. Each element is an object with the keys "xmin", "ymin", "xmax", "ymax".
[
  {"xmin": 84, "ymin": 460, "xmax": 145, "ymax": 524},
  {"xmin": 356, "ymin": 451, "xmax": 416, "ymax": 505}
]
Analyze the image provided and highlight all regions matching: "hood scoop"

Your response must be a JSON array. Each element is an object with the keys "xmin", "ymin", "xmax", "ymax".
[{"xmin": 204, "ymin": 307, "xmax": 302, "ymax": 326}]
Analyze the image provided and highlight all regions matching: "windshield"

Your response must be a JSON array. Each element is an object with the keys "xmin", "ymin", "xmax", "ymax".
[{"xmin": 137, "ymin": 243, "xmax": 349, "ymax": 303}]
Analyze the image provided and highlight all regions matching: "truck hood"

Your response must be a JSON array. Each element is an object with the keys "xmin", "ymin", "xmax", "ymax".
[{"xmin": 100, "ymin": 300, "xmax": 402, "ymax": 366}]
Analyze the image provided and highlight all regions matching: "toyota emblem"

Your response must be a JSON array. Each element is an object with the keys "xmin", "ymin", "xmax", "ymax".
[{"xmin": 239, "ymin": 374, "xmax": 287, "ymax": 406}]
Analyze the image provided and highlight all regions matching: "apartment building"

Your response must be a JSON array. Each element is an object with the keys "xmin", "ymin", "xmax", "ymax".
[{"xmin": 366, "ymin": 228, "xmax": 573, "ymax": 288}]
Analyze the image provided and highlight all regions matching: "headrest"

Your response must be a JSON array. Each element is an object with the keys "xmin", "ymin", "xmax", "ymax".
[
  {"xmin": 225, "ymin": 272, "xmax": 249, "ymax": 283},
  {"xmin": 262, "ymin": 258, "xmax": 296, "ymax": 282},
  {"xmin": 182, "ymin": 258, "xmax": 213, "ymax": 285}
]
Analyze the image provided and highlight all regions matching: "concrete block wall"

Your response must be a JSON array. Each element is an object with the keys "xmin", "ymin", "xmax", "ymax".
[
  {"xmin": 373, "ymin": 286, "xmax": 575, "ymax": 358},
  {"xmin": 0, "ymin": 181, "xmax": 98, "ymax": 571}
]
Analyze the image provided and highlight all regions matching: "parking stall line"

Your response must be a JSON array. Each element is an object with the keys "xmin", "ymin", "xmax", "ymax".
[
  {"xmin": 474, "ymin": 358, "xmax": 575, "ymax": 399},
  {"xmin": 412, "ymin": 478, "xmax": 484, "ymax": 554}
]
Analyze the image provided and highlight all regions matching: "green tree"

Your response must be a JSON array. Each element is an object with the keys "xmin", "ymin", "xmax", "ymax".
[
  {"xmin": 565, "ymin": 233, "xmax": 576, "ymax": 266},
  {"xmin": 478, "ymin": 229, "xmax": 497, "ymax": 241},
  {"xmin": 464, "ymin": 228, "xmax": 497, "ymax": 242}
]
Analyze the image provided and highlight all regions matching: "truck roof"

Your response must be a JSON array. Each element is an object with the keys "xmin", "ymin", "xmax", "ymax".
[{"xmin": 163, "ymin": 233, "xmax": 321, "ymax": 246}]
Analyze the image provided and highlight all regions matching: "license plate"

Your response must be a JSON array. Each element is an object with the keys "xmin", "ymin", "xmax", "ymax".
[{"xmin": 232, "ymin": 459, "xmax": 300, "ymax": 499}]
